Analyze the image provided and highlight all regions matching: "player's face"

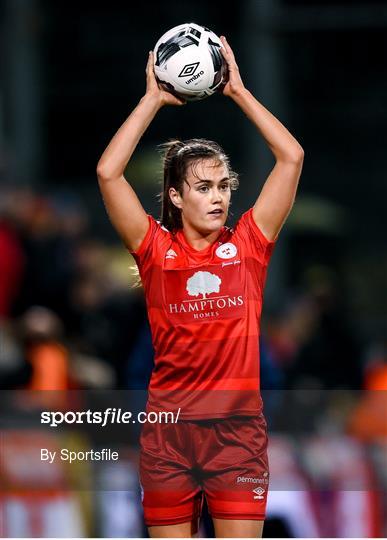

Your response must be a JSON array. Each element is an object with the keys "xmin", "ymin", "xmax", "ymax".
[{"xmin": 178, "ymin": 159, "xmax": 231, "ymax": 234}]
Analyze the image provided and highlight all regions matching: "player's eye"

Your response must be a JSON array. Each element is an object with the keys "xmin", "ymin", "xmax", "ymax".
[
  {"xmin": 219, "ymin": 184, "xmax": 230, "ymax": 191},
  {"xmin": 198, "ymin": 185, "xmax": 209, "ymax": 193}
]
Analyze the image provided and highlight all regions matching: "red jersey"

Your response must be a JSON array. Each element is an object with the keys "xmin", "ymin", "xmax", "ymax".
[{"xmin": 131, "ymin": 208, "xmax": 275, "ymax": 419}]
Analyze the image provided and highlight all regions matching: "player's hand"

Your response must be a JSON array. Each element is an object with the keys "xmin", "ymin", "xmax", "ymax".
[
  {"xmin": 145, "ymin": 51, "xmax": 186, "ymax": 107},
  {"xmin": 219, "ymin": 36, "xmax": 245, "ymax": 98}
]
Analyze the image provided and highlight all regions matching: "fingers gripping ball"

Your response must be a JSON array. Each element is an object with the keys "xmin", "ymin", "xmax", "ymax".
[{"xmin": 153, "ymin": 23, "xmax": 227, "ymax": 101}]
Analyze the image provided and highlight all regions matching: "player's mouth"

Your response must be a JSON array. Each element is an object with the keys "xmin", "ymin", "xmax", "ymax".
[{"xmin": 207, "ymin": 208, "xmax": 224, "ymax": 216}]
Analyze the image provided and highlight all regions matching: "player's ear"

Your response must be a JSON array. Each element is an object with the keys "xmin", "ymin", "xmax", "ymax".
[{"xmin": 169, "ymin": 187, "xmax": 183, "ymax": 209}]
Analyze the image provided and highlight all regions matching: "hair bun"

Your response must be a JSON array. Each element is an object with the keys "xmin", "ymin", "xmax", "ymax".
[{"xmin": 159, "ymin": 139, "xmax": 184, "ymax": 162}]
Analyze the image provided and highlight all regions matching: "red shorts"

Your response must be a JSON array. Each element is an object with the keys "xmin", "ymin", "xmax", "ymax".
[{"xmin": 139, "ymin": 415, "xmax": 269, "ymax": 527}]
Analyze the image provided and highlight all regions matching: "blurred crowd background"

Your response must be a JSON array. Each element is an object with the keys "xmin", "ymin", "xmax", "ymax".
[{"xmin": 0, "ymin": 0, "xmax": 386, "ymax": 537}]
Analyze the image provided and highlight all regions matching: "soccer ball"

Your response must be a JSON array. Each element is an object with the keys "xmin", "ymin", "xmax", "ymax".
[{"xmin": 153, "ymin": 23, "xmax": 227, "ymax": 101}]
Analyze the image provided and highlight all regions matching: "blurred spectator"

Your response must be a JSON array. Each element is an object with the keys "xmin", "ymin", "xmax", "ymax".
[
  {"xmin": 1, "ymin": 430, "xmax": 89, "ymax": 537},
  {"xmin": 126, "ymin": 319, "xmax": 154, "ymax": 390},
  {"xmin": 303, "ymin": 435, "xmax": 383, "ymax": 537},
  {"xmin": 294, "ymin": 266, "xmax": 362, "ymax": 388},
  {"xmin": 266, "ymin": 266, "xmax": 362, "ymax": 390},
  {"xmin": 0, "ymin": 320, "xmax": 31, "ymax": 389},
  {"xmin": 1, "ymin": 305, "xmax": 115, "ymax": 393},
  {"xmin": 96, "ymin": 452, "xmax": 144, "ymax": 538},
  {"xmin": 0, "ymin": 189, "xmax": 25, "ymax": 319},
  {"xmin": 67, "ymin": 261, "xmax": 148, "ymax": 386},
  {"xmin": 347, "ymin": 344, "xmax": 387, "ymax": 443},
  {"xmin": 19, "ymin": 306, "xmax": 70, "ymax": 391},
  {"xmin": 12, "ymin": 195, "xmax": 78, "ymax": 318},
  {"xmin": 265, "ymin": 435, "xmax": 321, "ymax": 538}
]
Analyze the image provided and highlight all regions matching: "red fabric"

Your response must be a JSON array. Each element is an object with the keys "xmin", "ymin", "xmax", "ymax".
[
  {"xmin": 132, "ymin": 209, "xmax": 275, "ymax": 419},
  {"xmin": 140, "ymin": 415, "xmax": 269, "ymax": 525},
  {"xmin": 0, "ymin": 222, "xmax": 24, "ymax": 317}
]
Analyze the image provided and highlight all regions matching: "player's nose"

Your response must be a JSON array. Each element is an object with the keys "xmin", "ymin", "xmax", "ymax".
[{"xmin": 210, "ymin": 187, "xmax": 223, "ymax": 203}]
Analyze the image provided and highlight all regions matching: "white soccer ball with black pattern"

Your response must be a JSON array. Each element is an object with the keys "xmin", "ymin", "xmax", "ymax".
[{"xmin": 153, "ymin": 23, "xmax": 227, "ymax": 101}]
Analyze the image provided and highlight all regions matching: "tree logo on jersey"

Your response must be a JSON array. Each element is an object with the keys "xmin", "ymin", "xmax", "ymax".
[
  {"xmin": 186, "ymin": 271, "xmax": 221, "ymax": 299},
  {"xmin": 166, "ymin": 267, "xmax": 245, "ymax": 322},
  {"xmin": 215, "ymin": 242, "xmax": 237, "ymax": 260}
]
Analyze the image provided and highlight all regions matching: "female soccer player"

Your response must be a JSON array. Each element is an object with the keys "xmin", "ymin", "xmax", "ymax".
[{"xmin": 97, "ymin": 36, "xmax": 304, "ymax": 538}]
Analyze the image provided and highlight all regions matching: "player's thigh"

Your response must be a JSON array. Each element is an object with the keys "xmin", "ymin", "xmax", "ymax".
[
  {"xmin": 148, "ymin": 521, "xmax": 199, "ymax": 538},
  {"xmin": 213, "ymin": 518, "xmax": 264, "ymax": 538},
  {"xmin": 140, "ymin": 421, "xmax": 202, "ymax": 530},
  {"xmin": 203, "ymin": 416, "xmax": 269, "ymax": 523}
]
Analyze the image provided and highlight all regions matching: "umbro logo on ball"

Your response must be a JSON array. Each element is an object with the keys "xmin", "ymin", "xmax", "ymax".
[{"xmin": 178, "ymin": 62, "xmax": 200, "ymax": 77}]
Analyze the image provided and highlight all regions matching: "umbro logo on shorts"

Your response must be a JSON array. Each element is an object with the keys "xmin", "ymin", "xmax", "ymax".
[{"xmin": 252, "ymin": 487, "xmax": 265, "ymax": 500}]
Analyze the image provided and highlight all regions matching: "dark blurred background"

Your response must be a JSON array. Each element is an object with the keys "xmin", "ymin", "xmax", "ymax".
[{"xmin": 0, "ymin": 0, "xmax": 386, "ymax": 537}]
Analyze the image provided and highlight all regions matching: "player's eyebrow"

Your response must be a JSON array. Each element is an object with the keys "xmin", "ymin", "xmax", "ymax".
[{"xmin": 194, "ymin": 177, "xmax": 230, "ymax": 185}]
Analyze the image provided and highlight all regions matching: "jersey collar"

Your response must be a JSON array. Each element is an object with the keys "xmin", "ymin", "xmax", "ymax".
[{"xmin": 175, "ymin": 227, "xmax": 226, "ymax": 256}]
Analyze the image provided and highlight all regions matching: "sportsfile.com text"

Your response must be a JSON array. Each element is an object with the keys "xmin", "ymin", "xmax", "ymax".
[{"xmin": 41, "ymin": 408, "xmax": 181, "ymax": 427}]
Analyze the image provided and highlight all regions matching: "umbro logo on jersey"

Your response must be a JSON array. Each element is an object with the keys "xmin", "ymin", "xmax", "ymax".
[
  {"xmin": 215, "ymin": 242, "xmax": 237, "ymax": 260},
  {"xmin": 253, "ymin": 487, "xmax": 265, "ymax": 500},
  {"xmin": 165, "ymin": 249, "xmax": 177, "ymax": 259}
]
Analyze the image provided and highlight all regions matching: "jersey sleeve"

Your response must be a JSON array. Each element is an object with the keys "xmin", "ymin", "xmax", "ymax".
[
  {"xmin": 233, "ymin": 208, "xmax": 276, "ymax": 265},
  {"xmin": 129, "ymin": 215, "xmax": 169, "ymax": 274}
]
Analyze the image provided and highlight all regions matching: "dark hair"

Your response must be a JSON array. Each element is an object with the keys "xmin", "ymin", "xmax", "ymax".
[{"xmin": 159, "ymin": 138, "xmax": 239, "ymax": 231}]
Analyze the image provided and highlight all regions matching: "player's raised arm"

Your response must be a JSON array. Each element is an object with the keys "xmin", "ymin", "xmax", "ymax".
[
  {"xmin": 219, "ymin": 36, "xmax": 304, "ymax": 242},
  {"xmin": 96, "ymin": 51, "xmax": 185, "ymax": 252}
]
